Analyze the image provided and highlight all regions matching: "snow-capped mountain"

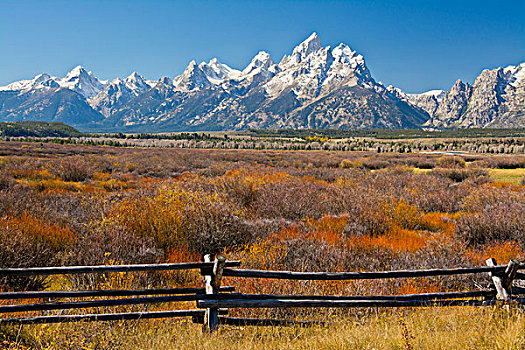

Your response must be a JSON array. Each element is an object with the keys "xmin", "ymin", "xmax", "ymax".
[
  {"xmin": 237, "ymin": 51, "xmax": 280, "ymax": 89},
  {"xmin": 172, "ymin": 60, "xmax": 213, "ymax": 91},
  {"xmin": 59, "ymin": 65, "xmax": 107, "ymax": 98},
  {"xmin": 0, "ymin": 33, "xmax": 523, "ymax": 131},
  {"xmin": 407, "ymin": 89, "xmax": 446, "ymax": 117},
  {"xmin": 199, "ymin": 58, "xmax": 241, "ymax": 84},
  {"xmin": 124, "ymin": 72, "xmax": 152, "ymax": 92},
  {"xmin": 411, "ymin": 62, "xmax": 525, "ymax": 129},
  {"xmin": 0, "ymin": 65, "xmax": 107, "ymax": 99},
  {"xmin": 141, "ymin": 33, "xmax": 427, "ymax": 130},
  {"xmin": 89, "ymin": 72, "xmax": 152, "ymax": 117},
  {"xmin": 0, "ymin": 73, "xmax": 60, "ymax": 93},
  {"xmin": 264, "ymin": 33, "xmax": 375, "ymax": 99},
  {"xmin": 172, "ymin": 58, "xmax": 243, "ymax": 91}
]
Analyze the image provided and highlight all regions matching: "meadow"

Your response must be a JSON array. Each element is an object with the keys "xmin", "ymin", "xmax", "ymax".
[{"xmin": 0, "ymin": 139, "xmax": 524, "ymax": 349}]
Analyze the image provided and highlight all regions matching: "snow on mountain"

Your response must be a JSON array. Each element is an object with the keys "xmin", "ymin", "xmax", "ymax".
[
  {"xmin": 173, "ymin": 61, "xmax": 212, "ymax": 91},
  {"xmin": 411, "ymin": 89, "xmax": 446, "ymax": 101},
  {"xmin": 387, "ymin": 85, "xmax": 409, "ymax": 101},
  {"xmin": 321, "ymin": 43, "xmax": 374, "ymax": 94},
  {"xmin": 1, "ymin": 32, "xmax": 523, "ymax": 131},
  {"xmin": 237, "ymin": 51, "xmax": 279, "ymax": 88},
  {"xmin": 265, "ymin": 32, "xmax": 377, "ymax": 98},
  {"xmin": 124, "ymin": 72, "xmax": 152, "ymax": 92},
  {"xmin": 0, "ymin": 66, "xmax": 106, "ymax": 99},
  {"xmin": 503, "ymin": 62, "xmax": 525, "ymax": 88},
  {"xmin": 58, "ymin": 65, "xmax": 106, "ymax": 98},
  {"xmin": 198, "ymin": 58, "xmax": 241, "ymax": 84},
  {"xmin": 0, "ymin": 73, "xmax": 60, "ymax": 93},
  {"xmin": 286, "ymin": 32, "xmax": 323, "ymax": 65},
  {"xmin": 173, "ymin": 58, "xmax": 243, "ymax": 92},
  {"xmin": 89, "ymin": 72, "xmax": 153, "ymax": 117},
  {"xmin": 242, "ymin": 51, "xmax": 277, "ymax": 75}
]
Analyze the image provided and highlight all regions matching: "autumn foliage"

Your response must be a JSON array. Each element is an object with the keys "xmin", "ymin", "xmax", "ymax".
[{"xmin": 0, "ymin": 141, "xmax": 523, "ymax": 297}]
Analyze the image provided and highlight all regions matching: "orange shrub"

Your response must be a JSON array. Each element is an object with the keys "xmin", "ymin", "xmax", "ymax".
[
  {"xmin": 349, "ymin": 226, "xmax": 428, "ymax": 253},
  {"xmin": 166, "ymin": 245, "xmax": 201, "ymax": 264},
  {"xmin": 0, "ymin": 211, "xmax": 77, "ymax": 250},
  {"xmin": 395, "ymin": 278, "xmax": 443, "ymax": 295},
  {"xmin": 0, "ymin": 212, "xmax": 76, "ymax": 290},
  {"xmin": 9, "ymin": 168, "xmax": 53, "ymax": 180},
  {"xmin": 307, "ymin": 215, "xmax": 348, "ymax": 235},
  {"xmin": 419, "ymin": 212, "xmax": 459, "ymax": 236},
  {"xmin": 466, "ymin": 241, "xmax": 524, "ymax": 266}
]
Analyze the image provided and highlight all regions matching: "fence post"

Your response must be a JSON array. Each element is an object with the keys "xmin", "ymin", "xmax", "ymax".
[
  {"xmin": 203, "ymin": 254, "xmax": 226, "ymax": 332},
  {"xmin": 486, "ymin": 258, "xmax": 519, "ymax": 306}
]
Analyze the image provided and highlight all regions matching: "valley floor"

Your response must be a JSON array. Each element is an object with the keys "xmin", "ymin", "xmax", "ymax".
[{"xmin": 0, "ymin": 141, "xmax": 524, "ymax": 349}]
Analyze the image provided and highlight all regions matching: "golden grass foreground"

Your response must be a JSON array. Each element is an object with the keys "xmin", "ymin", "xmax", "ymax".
[{"xmin": 0, "ymin": 307, "xmax": 523, "ymax": 350}]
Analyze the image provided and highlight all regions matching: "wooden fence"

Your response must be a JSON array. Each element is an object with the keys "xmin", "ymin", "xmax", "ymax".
[{"xmin": 0, "ymin": 255, "xmax": 524, "ymax": 332}]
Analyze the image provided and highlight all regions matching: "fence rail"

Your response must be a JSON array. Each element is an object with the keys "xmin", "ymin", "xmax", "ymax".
[
  {"xmin": 0, "ymin": 261, "xmax": 241, "ymax": 276},
  {"xmin": 221, "ymin": 265, "xmax": 518, "ymax": 280},
  {"xmin": 0, "ymin": 257, "xmax": 523, "ymax": 332},
  {"xmin": 0, "ymin": 286, "xmax": 235, "ymax": 300}
]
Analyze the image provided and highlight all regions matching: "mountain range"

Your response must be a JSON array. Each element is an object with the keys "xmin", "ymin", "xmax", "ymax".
[{"xmin": 0, "ymin": 33, "xmax": 523, "ymax": 131}]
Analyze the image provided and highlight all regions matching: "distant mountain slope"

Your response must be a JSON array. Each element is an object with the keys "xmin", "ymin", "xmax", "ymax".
[
  {"xmin": 410, "ymin": 63, "xmax": 525, "ymax": 129},
  {"xmin": 0, "ymin": 88, "xmax": 104, "ymax": 126},
  {"xmin": 0, "ymin": 33, "xmax": 523, "ymax": 131}
]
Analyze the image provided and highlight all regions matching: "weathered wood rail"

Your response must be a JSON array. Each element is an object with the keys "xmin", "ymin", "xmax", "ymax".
[
  {"xmin": 0, "ymin": 257, "xmax": 524, "ymax": 332},
  {"xmin": 0, "ymin": 261, "xmax": 241, "ymax": 275},
  {"xmin": 0, "ymin": 260, "xmax": 239, "ymax": 328}
]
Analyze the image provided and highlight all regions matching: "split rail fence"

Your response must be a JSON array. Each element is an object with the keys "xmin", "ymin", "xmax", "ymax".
[{"xmin": 1, "ymin": 255, "xmax": 524, "ymax": 332}]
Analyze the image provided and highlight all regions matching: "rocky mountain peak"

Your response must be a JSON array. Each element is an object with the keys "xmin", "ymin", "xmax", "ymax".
[
  {"xmin": 198, "ymin": 58, "xmax": 241, "ymax": 84},
  {"xmin": 418, "ymin": 61, "xmax": 525, "ymax": 129},
  {"xmin": 266, "ymin": 33, "xmax": 377, "ymax": 98},
  {"xmin": 451, "ymin": 79, "xmax": 470, "ymax": 92},
  {"xmin": 242, "ymin": 51, "xmax": 276, "ymax": 75},
  {"xmin": 236, "ymin": 51, "xmax": 280, "ymax": 88},
  {"xmin": 423, "ymin": 79, "xmax": 473, "ymax": 128},
  {"xmin": 89, "ymin": 72, "xmax": 154, "ymax": 118},
  {"xmin": 173, "ymin": 61, "xmax": 211, "ymax": 91},
  {"xmin": 504, "ymin": 62, "xmax": 525, "ymax": 87},
  {"xmin": 158, "ymin": 76, "xmax": 174, "ymax": 86},
  {"xmin": 124, "ymin": 72, "xmax": 150, "ymax": 91},
  {"xmin": 332, "ymin": 44, "xmax": 357, "ymax": 63},
  {"xmin": 387, "ymin": 85, "xmax": 408, "ymax": 101},
  {"xmin": 1, "ymin": 34, "xmax": 523, "ymax": 131},
  {"xmin": 291, "ymin": 32, "xmax": 322, "ymax": 62},
  {"xmin": 64, "ymin": 65, "xmax": 88, "ymax": 79},
  {"xmin": 60, "ymin": 65, "xmax": 106, "ymax": 98},
  {"xmin": 33, "ymin": 73, "xmax": 52, "ymax": 83}
]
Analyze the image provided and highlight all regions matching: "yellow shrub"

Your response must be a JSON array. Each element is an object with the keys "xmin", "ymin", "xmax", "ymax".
[{"xmin": 107, "ymin": 182, "xmax": 246, "ymax": 254}]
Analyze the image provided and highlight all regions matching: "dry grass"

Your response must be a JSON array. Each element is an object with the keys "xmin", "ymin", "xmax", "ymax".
[
  {"xmin": 2, "ymin": 308, "xmax": 523, "ymax": 350},
  {"xmin": 488, "ymin": 168, "xmax": 525, "ymax": 185}
]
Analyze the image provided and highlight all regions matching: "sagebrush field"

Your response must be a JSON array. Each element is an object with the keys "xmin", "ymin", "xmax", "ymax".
[{"xmin": 0, "ymin": 140, "xmax": 524, "ymax": 349}]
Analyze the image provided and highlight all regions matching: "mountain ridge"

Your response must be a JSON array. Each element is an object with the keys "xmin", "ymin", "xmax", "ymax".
[{"xmin": 0, "ymin": 33, "xmax": 523, "ymax": 131}]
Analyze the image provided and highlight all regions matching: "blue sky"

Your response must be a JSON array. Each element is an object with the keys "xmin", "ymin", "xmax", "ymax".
[{"xmin": 1, "ymin": 0, "xmax": 524, "ymax": 93}]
